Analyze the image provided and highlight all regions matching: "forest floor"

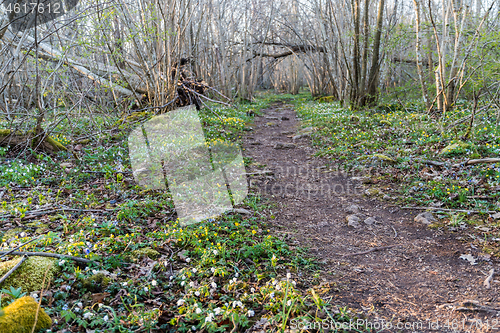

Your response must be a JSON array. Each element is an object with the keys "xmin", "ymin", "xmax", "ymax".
[{"xmin": 243, "ymin": 100, "xmax": 500, "ymax": 333}]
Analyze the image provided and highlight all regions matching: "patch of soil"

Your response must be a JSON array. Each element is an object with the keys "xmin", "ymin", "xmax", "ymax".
[{"xmin": 242, "ymin": 102, "xmax": 499, "ymax": 332}]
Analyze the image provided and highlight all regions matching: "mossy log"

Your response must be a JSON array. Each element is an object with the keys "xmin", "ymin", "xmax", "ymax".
[
  {"xmin": 0, "ymin": 129, "xmax": 67, "ymax": 152},
  {"xmin": 0, "ymin": 296, "xmax": 52, "ymax": 333}
]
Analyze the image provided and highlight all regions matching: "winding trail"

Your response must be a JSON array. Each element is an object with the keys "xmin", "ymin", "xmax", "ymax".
[{"xmin": 243, "ymin": 101, "xmax": 499, "ymax": 333}]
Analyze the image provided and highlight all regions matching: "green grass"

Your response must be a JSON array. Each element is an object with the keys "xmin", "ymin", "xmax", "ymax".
[
  {"xmin": 293, "ymin": 99, "xmax": 500, "ymax": 212},
  {"xmin": 0, "ymin": 96, "xmax": 359, "ymax": 332}
]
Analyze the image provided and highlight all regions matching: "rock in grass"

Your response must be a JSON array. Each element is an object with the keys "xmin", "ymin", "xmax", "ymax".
[
  {"xmin": 440, "ymin": 141, "xmax": 470, "ymax": 155},
  {"xmin": 0, "ymin": 257, "xmax": 58, "ymax": 295},
  {"xmin": 414, "ymin": 212, "xmax": 437, "ymax": 225},
  {"xmin": 346, "ymin": 215, "xmax": 361, "ymax": 228},
  {"xmin": 0, "ymin": 296, "xmax": 52, "ymax": 333},
  {"xmin": 492, "ymin": 212, "xmax": 500, "ymax": 220},
  {"xmin": 233, "ymin": 208, "xmax": 252, "ymax": 215}
]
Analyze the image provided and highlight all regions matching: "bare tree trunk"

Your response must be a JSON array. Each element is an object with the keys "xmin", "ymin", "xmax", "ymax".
[{"xmin": 413, "ymin": 0, "xmax": 431, "ymax": 110}]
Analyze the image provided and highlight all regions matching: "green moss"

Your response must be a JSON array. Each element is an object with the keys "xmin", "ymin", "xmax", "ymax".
[
  {"xmin": 44, "ymin": 135, "xmax": 67, "ymax": 152},
  {"xmin": 317, "ymin": 96, "xmax": 337, "ymax": 103},
  {"xmin": 2, "ymin": 228, "xmax": 24, "ymax": 241},
  {"xmin": 125, "ymin": 247, "xmax": 160, "ymax": 262},
  {"xmin": 81, "ymin": 273, "xmax": 111, "ymax": 292},
  {"xmin": 24, "ymin": 222, "xmax": 49, "ymax": 234},
  {"xmin": 440, "ymin": 141, "xmax": 470, "ymax": 155},
  {"xmin": 0, "ymin": 296, "xmax": 51, "ymax": 333},
  {"xmin": 358, "ymin": 153, "xmax": 397, "ymax": 164},
  {"xmin": 0, "ymin": 257, "xmax": 58, "ymax": 294}
]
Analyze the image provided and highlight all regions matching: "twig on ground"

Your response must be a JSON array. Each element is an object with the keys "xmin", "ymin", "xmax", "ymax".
[
  {"xmin": 0, "ymin": 255, "xmax": 28, "ymax": 284},
  {"xmin": 402, "ymin": 206, "xmax": 497, "ymax": 214},
  {"xmin": 484, "ymin": 269, "xmax": 495, "ymax": 289},
  {"xmin": 452, "ymin": 158, "xmax": 500, "ymax": 168},
  {"xmin": 391, "ymin": 226, "xmax": 398, "ymax": 238},
  {"xmin": 0, "ymin": 235, "xmax": 41, "ymax": 258},
  {"xmin": 0, "ymin": 251, "xmax": 96, "ymax": 264},
  {"xmin": 338, "ymin": 244, "xmax": 400, "ymax": 257}
]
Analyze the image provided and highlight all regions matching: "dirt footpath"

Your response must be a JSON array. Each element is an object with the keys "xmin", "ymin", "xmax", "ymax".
[{"xmin": 242, "ymin": 101, "xmax": 500, "ymax": 333}]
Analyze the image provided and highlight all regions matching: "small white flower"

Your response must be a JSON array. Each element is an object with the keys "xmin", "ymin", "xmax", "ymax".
[
  {"xmin": 287, "ymin": 300, "xmax": 292, "ymax": 306},
  {"xmin": 122, "ymin": 282, "xmax": 128, "ymax": 287},
  {"xmin": 192, "ymin": 326, "xmax": 196, "ymax": 331},
  {"xmin": 205, "ymin": 313, "xmax": 214, "ymax": 322},
  {"xmin": 152, "ymin": 280, "xmax": 157, "ymax": 287},
  {"xmin": 211, "ymin": 282, "xmax": 217, "ymax": 288},
  {"xmin": 213, "ymin": 249, "xmax": 218, "ymax": 255},
  {"xmin": 103, "ymin": 315, "xmax": 109, "ymax": 322},
  {"xmin": 77, "ymin": 302, "xmax": 83, "ymax": 308},
  {"xmin": 192, "ymin": 268, "xmax": 197, "ymax": 273},
  {"xmin": 181, "ymin": 281, "xmax": 185, "ymax": 286},
  {"xmin": 83, "ymin": 312, "xmax": 94, "ymax": 319},
  {"xmin": 195, "ymin": 291, "xmax": 200, "ymax": 296},
  {"xmin": 214, "ymin": 307, "xmax": 222, "ymax": 315},
  {"xmin": 177, "ymin": 299, "xmax": 185, "ymax": 306},
  {"xmin": 250, "ymin": 287, "xmax": 255, "ymax": 293},
  {"xmin": 270, "ymin": 292, "xmax": 275, "ymax": 299},
  {"xmin": 292, "ymin": 281, "xmax": 296, "ymax": 286},
  {"xmin": 189, "ymin": 281, "xmax": 195, "ymax": 288},
  {"xmin": 195, "ymin": 308, "xmax": 202, "ymax": 314},
  {"xmin": 182, "ymin": 275, "xmax": 186, "ymax": 280},
  {"xmin": 186, "ymin": 258, "xmax": 191, "ymax": 263},
  {"xmin": 144, "ymin": 287, "xmax": 148, "ymax": 292},
  {"xmin": 58, "ymin": 260, "xmax": 66, "ymax": 266},
  {"xmin": 286, "ymin": 273, "xmax": 291, "ymax": 279},
  {"xmin": 235, "ymin": 273, "xmax": 239, "ymax": 278},
  {"xmin": 65, "ymin": 285, "xmax": 71, "ymax": 291},
  {"xmin": 247, "ymin": 310, "xmax": 255, "ymax": 317},
  {"xmin": 211, "ymin": 267, "xmax": 215, "ymax": 273},
  {"xmin": 169, "ymin": 275, "xmax": 175, "ymax": 281}
]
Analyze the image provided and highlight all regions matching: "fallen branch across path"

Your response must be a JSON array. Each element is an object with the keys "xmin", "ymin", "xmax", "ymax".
[
  {"xmin": 337, "ymin": 244, "xmax": 400, "ymax": 257},
  {"xmin": 0, "ymin": 251, "xmax": 96, "ymax": 264}
]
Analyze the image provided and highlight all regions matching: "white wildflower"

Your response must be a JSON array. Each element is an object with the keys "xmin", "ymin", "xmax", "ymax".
[
  {"xmin": 181, "ymin": 281, "xmax": 185, "ymax": 286},
  {"xmin": 247, "ymin": 310, "xmax": 255, "ymax": 317},
  {"xmin": 192, "ymin": 268, "xmax": 197, "ymax": 273},
  {"xmin": 189, "ymin": 282, "xmax": 195, "ymax": 288},
  {"xmin": 213, "ymin": 249, "xmax": 218, "ymax": 255},
  {"xmin": 211, "ymin": 282, "xmax": 217, "ymax": 289},
  {"xmin": 211, "ymin": 267, "xmax": 215, "ymax": 273},
  {"xmin": 287, "ymin": 300, "xmax": 292, "ymax": 306},
  {"xmin": 195, "ymin": 291, "xmax": 200, "ymax": 296},
  {"xmin": 286, "ymin": 272, "xmax": 291, "ymax": 279},
  {"xmin": 214, "ymin": 308, "xmax": 222, "ymax": 315},
  {"xmin": 103, "ymin": 315, "xmax": 109, "ymax": 322},
  {"xmin": 195, "ymin": 308, "xmax": 202, "ymax": 314},
  {"xmin": 76, "ymin": 302, "xmax": 83, "ymax": 308},
  {"xmin": 177, "ymin": 299, "xmax": 185, "ymax": 306},
  {"xmin": 186, "ymin": 258, "xmax": 191, "ymax": 263},
  {"xmin": 152, "ymin": 280, "xmax": 157, "ymax": 287},
  {"xmin": 83, "ymin": 312, "xmax": 94, "ymax": 319},
  {"xmin": 250, "ymin": 287, "xmax": 255, "ymax": 293}
]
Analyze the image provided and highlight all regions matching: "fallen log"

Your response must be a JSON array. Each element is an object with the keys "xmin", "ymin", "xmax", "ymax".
[{"xmin": 0, "ymin": 129, "xmax": 66, "ymax": 152}]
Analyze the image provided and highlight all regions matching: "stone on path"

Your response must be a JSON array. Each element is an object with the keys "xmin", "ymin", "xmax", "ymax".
[
  {"xmin": 414, "ymin": 212, "xmax": 437, "ymax": 225},
  {"xmin": 346, "ymin": 215, "xmax": 361, "ymax": 228}
]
